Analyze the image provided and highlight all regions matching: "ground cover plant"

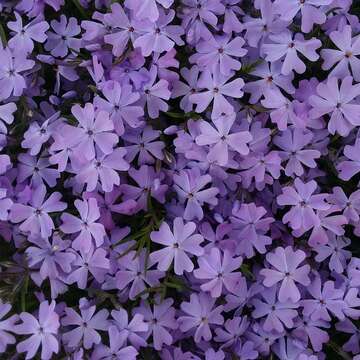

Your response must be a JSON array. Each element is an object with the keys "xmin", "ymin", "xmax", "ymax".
[{"xmin": 0, "ymin": 0, "xmax": 360, "ymax": 359}]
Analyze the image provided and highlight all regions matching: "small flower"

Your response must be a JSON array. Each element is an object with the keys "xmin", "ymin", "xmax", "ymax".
[
  {"xmin": 260, "ymin": 246, "xmax": 311, "ymax": 303},
  {"xmin": 62, "ymin": 299, "xmax": 109, "ymax": 350},
  {"xmin": 150, "ymin": 217, "xmax": 204, "ymax": 275},
  {"xmin": 178, "ymin": 293, "xmax": 224, "ymax": 343},
  {"xmin": 10, "ymin": 184, "xmax": 67, "ymax": 238},
  {"xmin": 15, "ymin": 300, "xmax": 60, "ymax": 360}
]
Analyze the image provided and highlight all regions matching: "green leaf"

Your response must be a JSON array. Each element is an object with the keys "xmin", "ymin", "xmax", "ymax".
[{"xmin": 0, "ymin": 22, "xmax": 7, "ymax": 46}]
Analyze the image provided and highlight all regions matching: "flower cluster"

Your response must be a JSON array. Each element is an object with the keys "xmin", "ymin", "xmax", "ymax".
[{"xmin": 0, "ymin": 0, "xmax": 360, "ymax": 359}]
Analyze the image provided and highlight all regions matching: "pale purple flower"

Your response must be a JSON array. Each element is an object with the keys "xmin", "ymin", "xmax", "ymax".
[
  {"xmin": 60, "ymin": 197, "xmax": 106, "ymax": 252},
  {"xmin": 178, "ymin": 293, "xmax": 224, "ymax": 343},
  {"xmin": 336, "ymin": 319, "xmax": 360, "ymax": 355},
  {"xmin": 244, "ymin": 0, "xmax": 288, "ymax": 46},
  {"xmin": 261, "ymin": 89, "xmax": 303, "ymax": 130},
  {"xmin": 142, "ymin": 66, "xmax": 171, "ymax": 119},
  {"xmin": 116, "ymin": 250, "xmax": 164, "ymax": 299},
  {"xmin": 214, "ymin": 316, "xmax": 249, "ymax": 348},
  {"xmin": 67, "ymin": 246, "xmax": 110, "ymax": 289},
  {"xmin": 190, "ymin": 68, "xmax": 245, "ymax": 119},
  {"xmin": 230, "ymin": 202, "xmax": 274, "ymax": 258},
  {"xmin": 91, "ymin": 326, "xmax": 138, "ymax": 360},
  {"xmin": 134, "ymin": 9, "xmax": 184, "ymax": 57},
  {"xmin": 123, "ymin": 126, "xmax": 165, "ymax": 165},
  {"xmin": 69, "ymin": 103, "xmax": 118, "ymax": 160},
  {"xmin": 171, "ymin": 65, "xmax": 201, "ymax": 112},
  {"xmin": 0, "ymin": 188, "xmax": 12, "ymax": 221},
  {"xmin": 62, "ymin": 299, "xmax": 109, "ymax": 350},
  {"xmin": 15, "ymin": 301, "xmax": 60, "ymax": 360},
  {"xmin": 121, "ymin": 165, "xmax": 168, "ymax": 210},
  {"xmin": 26, "ymin": 234, "xmax": 76, "ymax": 280},
  {"xmin": 0, "ymin": 102, "xmax": 16, "ymax": 134},
  {"xmin": 111, "ymin": 309, "xmax": 148, "ymax": 349},
  {"xmin": 173, "ymin": 168, "xmax": 219, "ymax": 221},
  {"xmin": 277, "ymin": 178, "xmax": 330, "ymax": 231},
  {"xmin": 274, "ymin": 128, "xmax": 321, "ymax": 177},
  {"xmin": 321, "ymin": 25, "xmax": 360, "ymax": 81},
  {"xmin": 134, "ymin": 298, "xmax": 177, "ymax": 350},
  {"xmin": 150, "ymin": 217, "xmax": 204, "ymax": 275},
  {"xmin": 274, "ymin": 0, "xmax": 332, "ymax": 33},
  {"xmin": 8, "ymin": 12, "xmax": 49, "ymax": 54},
  {"xmin": 125, "ymin": 0, "xmax": 173, "ymax": 22},
  {"xmin": 222, "ymin": 0, "xmax": 243, "ymax": 34},
  {"xmin": 0, "ymin": 301, "xmax": 18, "ymax": 353},
  {"xmin": 45, "ymin": 15, "xmax": 81, "ymax": 57},
  {"xmin": 10, "ymin": 184, "xmax": 67, "ymax": 238},
  {"xmin": 75, "ymin": 148, "xmax": 130, "ymax": 193},
  {"xmin": 262, "ymin": 31, "xmax": 321, "ymax": 75},
  {"xmin": 244, "ymin": 61, "xmax": 295, "ymax": 104},
  {"xmin": 314, "ymin": 235, "xmax": 351, "ymax": 273},
  {"xmin": 338, "ymin": 137, "xmax": 360, "ymax": 180},
  {"xmin": 103, "ymin": 3, "xmax": 139, "ymax": 57},
  {"xmin": 17, "ymin": 154, "xmax": 60, "ymax": 188},
  {"xmin": 309, "ymin": 76, "xmax": 360, "ymax": 136},
  {"xmin": 195, "ymin": 113, "xmax": 252, "ymax": 166},
  {"xmin": 95, "ymin": 80, "xmax": 144, "ymax": 136},
  {"xmin": 251, "ymin": 285, "xmax": 298, "ymax": 332},
  {"xmin": 194, "ymin": 247, "xmax": 242, "ymax": 297},
  {"xmin": 329, "ymin": 186, "xmax": 360, "ymax": 223},
  {"xmin": 302, "ymin": 276, "xmax": 345, "ymax": 321},
  {"xmin": 260, "ymin": 246, "xmax": 311, "ymax": 303},
  {"xmin": 0, "ymin": 47, "xmax": 34, "ymax": 99},
  {"xmin": 190, "ymin": 34, "xmax": 247, "ymax": 75}
]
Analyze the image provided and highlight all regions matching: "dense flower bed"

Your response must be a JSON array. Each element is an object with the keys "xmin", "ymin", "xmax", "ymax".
[{"xmin": 0, "ymin": 0, "xmax": 360, "ymax": 359}]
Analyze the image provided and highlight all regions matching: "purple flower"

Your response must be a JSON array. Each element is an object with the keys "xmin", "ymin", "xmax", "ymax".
[
  {"xmin": 62, "ymin": 299, "xmax": 109, "ymax": 350},
  {"xmin": 111, "ymin": 309, "xmax": 148, "ymax": 349},
  {"xmin": 274, "ymin": 0, "xmax": 332, "ymax": 33},
  {"xmin": 230, "ymin": 202, "xmax": 274, "ymax": 258},
  {"xmin": 0, "ymin": 301, "xmax": 18, "ymax": 353},
  {"xmin": 321, "ymin": 25, "xmax": 360, "ymax": 81},
  {"xmin": 190, "ymin": 34, "xmax": 247, "ymax": 75},
  {"xmin": 262, "ymin": 31, "xmax": 321, "ymax": 75},
  {"xmin": 251, "ymin": 285, "xmax": 298, "ymax": 332},
  {"xmin": 274, "ymin": 128, "xmax": 321, "ymax": 177},
  {"xmin": 338, "ymin": 137, "xmax": 360, "ymax": 180},
  {"xmin": 0, "ymin": 188, "xmax": 12, "ymax": 221},
  {"xmin": 91, "ymin": 326, "xmax": 138, "ymax": 360},
  {"xmin": 67, "ymin": 246, "xmax": 110, "ymax": 289},
  {"xmin": 103, "ymin": 3, "xmax": 139, "ymax": 57},
  {"xmin": 15, "ymin": 300, "xmax": 60, "ymax": 360},
  {"xmin": 121, "ymin": 165, "xmax": 168, "ymax": 210},
  {"xmin": 194, "ymin": 247, "xmax": 242, "ymax": 297},
  {"xmin": 244, "ymin": 61, "xmax": 295, "ymax": 104},
  {"xmin": 178, "ymin": 293, "xmax": 224, "ymax": 343},
  {"xmin": 195, "ymin": 113, "xmax": 252, "ymax": 166},
  {"xmin": 10, "ymin": 184, "xmax": 67, "ymax": 238},
  {"xmin": 135, "ymin": 298, "xmax": 177, "ymax": 350},
  {"xmin": 260, "ymin": 246, "xmax": 311, "ymax": 303},
  {"xmin": 45, "ymin": 15, "xmax": 81, "ymax": 57},
  {"xmin": 214, "ymin": 316, "xmax": 249, "ymax": 348},
  {"xmin": 60, "ymin": 197, "xmax": 106, "ymax": 252},
  {"xmin": 123, "ymin": 126, "xmax": 165, "ymax": 165},
  {"xmin": 142, "ymin": 66, "xmax": 171, "ymax": 119},
  {"xmin": 26, "ymin": 234, "xmax": 75, "ymax": 280},
  {"xmin": 150, "ymin": 217, "xmax": 204, "ymax": 275},
  {"xmin": 134, "ymin": 9, "xmax": 184, "ymax": 57},
  {"xmin": 95, "ymin": 80, "xmax": 144, "ymax": 136},
  {"xmin": 8, "ymin": 12, "xmax": 49, "ymax": 54},
  {"xmin": 125, "ymin": 0, "xmax": 173, "ymax": 22},
  {"xmin": 302, "ymin": 276, "xmax": 345, "ymax": 321},
  {"xmin": 116, "ymin": 250, "xmax": 164, "ymax": 299},
  {"xmin": 314, "ymin": 234, "xmax": 351, "ymax": 273},
  {"xmin": 173, "ymin": 168, "xmax": 219, "ymax": 220},
  {"xmin": 0, "ymin": 47, "xmax": 34, "ymax": 99},
  {"xmin": 277, "ymin": 178, "xmax": 329, "ymax": 231},
  {"xmin": 309, "ymin": 76, "xmax": 360, "ymax": 136},
  {"xmin": 190, "ymin": 68, "xmax": 245, "ymax": 119},
  {"xmin": 69, "ymin": 103, "xmax": 118, "ymax": 160}
]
